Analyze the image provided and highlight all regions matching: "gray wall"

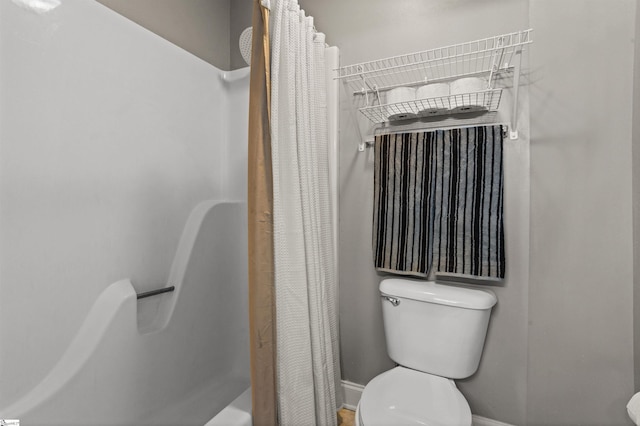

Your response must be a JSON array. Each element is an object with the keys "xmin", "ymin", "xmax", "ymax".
[
  {"xmin": 94, "ymin": 0, "xmax": 253, "ymax": 70},
  {"xmin": 96, "ymin": 0, "xmax": 231, "ymax": 69},
  {"xmin": 529, "ymin": 1, "xmax": 636, "ymax": 425},
  {"xmin": 295, "ymin": 1, "xmax": 531, "ymax": 424},
  {"xmin": 230, "ymin": 0, "xmax": 253, "ymax": 70},
  {"xmin": 292, "ymin": 0, "xmax": 637, "ymax": 425}
]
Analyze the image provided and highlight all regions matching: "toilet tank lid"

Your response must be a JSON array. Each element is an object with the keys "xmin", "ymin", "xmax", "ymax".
[{"xmin": 380, "ymin": 278, "xmax": 497, "ymax": 310}]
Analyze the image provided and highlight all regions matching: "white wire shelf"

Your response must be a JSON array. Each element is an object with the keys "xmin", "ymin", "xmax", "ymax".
[
  {"xmin": 338, "ymin": 29, "xmax": 532, "ymax": 126},
  {"xmin": 338, "ymin": 29, "xmax": 531, "ymax": 95},
  {"xmin": 359, "ymin": 89, "xmax": 502, "ymax": 124}
]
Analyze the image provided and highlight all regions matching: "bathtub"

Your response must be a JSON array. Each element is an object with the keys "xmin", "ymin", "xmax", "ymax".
[{"xmin": 0, "ymin": 201, "xmax": 252, "ymax": 426}]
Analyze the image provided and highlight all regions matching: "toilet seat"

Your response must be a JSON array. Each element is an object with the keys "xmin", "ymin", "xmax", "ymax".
[{"xmin": 357, "ymin": 366, "xmax": 471, "ymax": 426}]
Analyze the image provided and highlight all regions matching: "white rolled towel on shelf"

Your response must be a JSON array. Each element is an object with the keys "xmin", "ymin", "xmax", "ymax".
[
  {"xmin": 628, "ymin": 392, "xmax": 640, "ymax": 425},
  {"xmin": 449, "ymin": 77, "xmax": 488, "ymax": 113},
  {"xmin": 385, "ymin": 87, "xmax": 417, "ymax": 121},
  {"xmin": 415, "ymin": 83, "xmax": 450, "ymax": 116}
]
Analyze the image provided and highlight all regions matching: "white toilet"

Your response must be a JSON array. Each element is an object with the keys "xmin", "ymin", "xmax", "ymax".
[{"xmin": 356, "ymin": 278, "xmax": 497, "ymax": 426}]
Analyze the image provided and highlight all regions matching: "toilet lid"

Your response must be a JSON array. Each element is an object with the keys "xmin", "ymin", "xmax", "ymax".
[{"xmin": 359, "ymin": 367, "xmax": 471, "ymax": 426}]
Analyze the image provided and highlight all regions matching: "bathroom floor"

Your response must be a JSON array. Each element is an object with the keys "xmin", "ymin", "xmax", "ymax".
[{"xmin": 338, "ymin": 408, "xmax": 355, "ymax": 426}]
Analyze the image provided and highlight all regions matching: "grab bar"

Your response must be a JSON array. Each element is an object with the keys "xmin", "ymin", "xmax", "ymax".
[{"xmin": 136, "ymin": 286, "xmax": 175, "ymax": 300}]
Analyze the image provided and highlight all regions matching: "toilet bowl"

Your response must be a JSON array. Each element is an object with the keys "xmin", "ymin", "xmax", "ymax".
[
  {"xmin": 356, "ymin": 367, "xmax": 471, "ymax": 426},
  {"xmin": 356, "ymin": 278, "xmax": 496, "ymax": 426}
]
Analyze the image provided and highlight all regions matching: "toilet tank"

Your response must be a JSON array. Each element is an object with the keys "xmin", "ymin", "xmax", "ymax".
[{"xmin": 380, "ymin": 278, "xmax": 497, "ymax": 379}]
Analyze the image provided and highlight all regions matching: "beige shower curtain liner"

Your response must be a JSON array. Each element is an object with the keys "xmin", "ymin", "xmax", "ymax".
[{"xmin": 247, "ymin": 0, "xmax": 276, "ymax": 424}]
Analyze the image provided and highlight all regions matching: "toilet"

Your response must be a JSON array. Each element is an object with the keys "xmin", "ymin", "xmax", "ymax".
[{"xmin": 356, "ymin": 278, "xmax": 497, "ymax": 426}]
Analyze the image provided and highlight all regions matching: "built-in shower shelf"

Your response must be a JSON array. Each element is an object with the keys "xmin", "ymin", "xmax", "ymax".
[{"xmin": 337, "ymin": 29, "xmax": 532, "ymax": 137}]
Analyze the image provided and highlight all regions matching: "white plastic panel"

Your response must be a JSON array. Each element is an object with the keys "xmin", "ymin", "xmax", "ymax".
[
  {"xmin": 0, "ymin": 202, "xmax": 250, "ymax": 425},
  {"xmin": 0, "ymin": 0, "xmax": 245, "ymax": 407}
]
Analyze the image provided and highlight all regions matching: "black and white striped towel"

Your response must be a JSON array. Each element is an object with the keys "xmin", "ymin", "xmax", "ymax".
[{"xmin": 373, "ymin": 125, "xmax": 505, "ymax": 280}]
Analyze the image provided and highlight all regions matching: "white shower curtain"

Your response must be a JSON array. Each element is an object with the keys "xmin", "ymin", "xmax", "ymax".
[{"xmin": 269, "ymin": 1, "xmax": 341, "ymax": 424}]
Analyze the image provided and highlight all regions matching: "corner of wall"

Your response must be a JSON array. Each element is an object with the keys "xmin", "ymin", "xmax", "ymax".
[
  {"xmin": 229, "ymin": 0, "xmax": 253, "ymax": 70},
  {"xmin": 632, "ymin": 0, "xmax": 640, "ymax": 395}
]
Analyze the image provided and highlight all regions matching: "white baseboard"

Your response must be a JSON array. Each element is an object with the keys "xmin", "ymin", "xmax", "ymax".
[
  {"xmin": 340, "ymin": 380, "xmax": 514, "ymax": 426},
  {"xmin": 340, "ymin": 380, "xmax": 364, "ymax": 410}
]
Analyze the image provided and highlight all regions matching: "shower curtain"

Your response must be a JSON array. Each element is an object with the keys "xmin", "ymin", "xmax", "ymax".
[
  {"xmin": 247, "ymin": 1, "xmax": 276, "ymax": 425},
  {"xmin": 248, "ymin": 0, "xmax": 340, "ymax": 425}
]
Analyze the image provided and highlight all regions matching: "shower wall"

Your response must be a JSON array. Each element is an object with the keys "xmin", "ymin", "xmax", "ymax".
[{"xmin": 0, "ymin": 0, "xmax": 247, "ymax": 407}]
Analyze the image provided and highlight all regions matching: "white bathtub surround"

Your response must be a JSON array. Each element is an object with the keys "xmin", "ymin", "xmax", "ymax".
[
  {"xmin": 0, "ymin": 202, "xmax": 250, "ymax": 424},
  {"xmin": 269, "ymin": 1, "xmax": 341, "ymax": 424},
  {"xmin": 10, "ymin": 0, "xmax": 60, "ymax": 13},
  {"xmin": 205, "ymin": 388, "xmax": 253, "ymax": 426},
  {"xmin": 0, "ymin": 0, "xmax": 250, "ymax": 419}
]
